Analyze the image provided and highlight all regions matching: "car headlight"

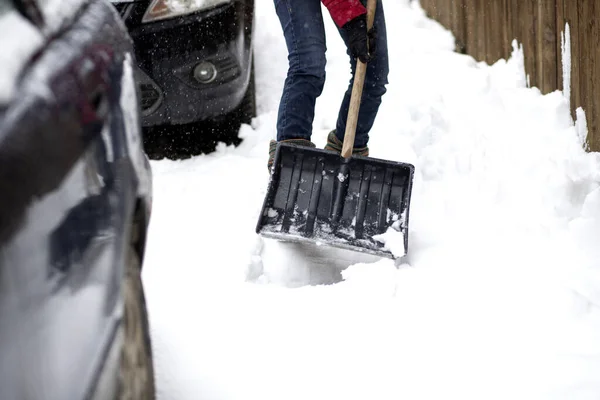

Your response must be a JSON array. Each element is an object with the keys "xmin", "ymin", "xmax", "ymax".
[{"xmin": 142, "ymin": 0, "xmax": 232, "ymax": 23}]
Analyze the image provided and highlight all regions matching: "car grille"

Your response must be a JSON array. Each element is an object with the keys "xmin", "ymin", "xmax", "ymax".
[
  {"xmin": 169, "ymin": 50, "xmax": 241, "ymax": 91},
  {"xmin": 214, "ymin": 53, "xmax": 239, "ymax": 83},
  {"xmin": 140, "ymin": 83, "xmax": 161, "ymax": 113}
]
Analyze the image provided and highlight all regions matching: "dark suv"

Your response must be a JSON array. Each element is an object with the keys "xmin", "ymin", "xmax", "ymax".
[{"xmin": 111, "ymin": 0, "xmax": 256, "ymax": 129}]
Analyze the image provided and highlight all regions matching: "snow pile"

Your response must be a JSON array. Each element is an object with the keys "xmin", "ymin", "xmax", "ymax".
[
  {"xmin": 373, "ymin": 222, "xmax": 405, "ymax": 258},
  {"xmin": 142, "ymin": 1, "xmax": 600, "ymax": 399}
]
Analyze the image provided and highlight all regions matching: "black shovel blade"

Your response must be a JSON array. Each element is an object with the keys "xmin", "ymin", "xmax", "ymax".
[{"xmin": 256, "ymin": 143, "xmax": 415, "ymax": 259}]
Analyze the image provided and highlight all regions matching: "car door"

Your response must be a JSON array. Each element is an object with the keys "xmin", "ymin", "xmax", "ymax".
[{"xmin": 0, "ymin": 0, "xmax": 151, "ymax": 399}]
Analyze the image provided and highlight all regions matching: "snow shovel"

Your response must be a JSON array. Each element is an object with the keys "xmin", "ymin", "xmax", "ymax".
[{"xmin": 256, "ymin": 0, "xmax": 414, "ymax": 259}]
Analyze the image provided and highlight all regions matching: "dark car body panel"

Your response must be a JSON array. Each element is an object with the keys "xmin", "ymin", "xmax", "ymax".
[
  {"xmin": 113, "ymin": 0, "xmax": 254, "ymax": 126},
  {"xmin": 0, "ymin": 1, "xmax": 152, "ymax": 399}
]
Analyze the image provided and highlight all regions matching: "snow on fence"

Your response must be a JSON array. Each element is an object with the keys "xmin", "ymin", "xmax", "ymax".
[{"xmin": 417, "ymin": 0, "xmax": 600, "ymax": 152}]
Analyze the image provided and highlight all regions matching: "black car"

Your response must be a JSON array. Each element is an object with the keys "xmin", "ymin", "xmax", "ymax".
[
  {"xmin": 0, "ymin": 0, "xmax": 155, "ymax": 399},
  {"xmin": 111, "ymin": 0, "xmax": 256, "ymax": 130}
]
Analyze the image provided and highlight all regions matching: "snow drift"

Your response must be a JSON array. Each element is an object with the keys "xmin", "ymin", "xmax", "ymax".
[{"xmin": 142, "ymin": 1, "xmax": 600, "ymax": 399}]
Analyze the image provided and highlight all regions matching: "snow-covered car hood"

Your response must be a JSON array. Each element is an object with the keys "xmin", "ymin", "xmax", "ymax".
[
  {"xmin": 0, "ymin": 0, "xmax": 96, "ymax": 105},
  {"xmin": 0, "ymin": 10, "xmax": 43, "ymax": 105},
  {"xmin": 38, "ymin": 0, "xmax": 94, "ymax": 33}
]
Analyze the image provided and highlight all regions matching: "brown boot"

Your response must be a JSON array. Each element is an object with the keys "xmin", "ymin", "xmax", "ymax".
[
  {"xmin": 268, "ymin": 138, "xmax": 316, "ymax": 171},
  {"xmin": 323, "ymin": 130, "xmax": 369, "ymax": 157}
]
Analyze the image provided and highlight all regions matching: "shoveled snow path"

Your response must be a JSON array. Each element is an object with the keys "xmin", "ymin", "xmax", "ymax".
[{"xmin": 142, "ymin": 1, "xmax": 600, "ymax": 399}]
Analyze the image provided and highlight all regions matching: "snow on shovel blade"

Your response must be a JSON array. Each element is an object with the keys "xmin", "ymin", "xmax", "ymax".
[{"xmin": 256, "ymin": 143, "xmax": 415, "ymax": 259}]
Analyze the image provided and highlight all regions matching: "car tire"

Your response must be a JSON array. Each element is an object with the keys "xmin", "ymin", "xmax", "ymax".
[{"xmin": 118, "ymin": 243, "xmax": 156, "ymax": 400}]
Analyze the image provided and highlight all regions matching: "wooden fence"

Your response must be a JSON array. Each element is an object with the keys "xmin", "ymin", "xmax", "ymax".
[{"xmin": 417, "ymin": 0, "xmax": 600, "ymax": 152}]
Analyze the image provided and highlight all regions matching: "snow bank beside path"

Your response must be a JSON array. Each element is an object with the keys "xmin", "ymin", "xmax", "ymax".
[{"xmin": 143, "ymin": 1, "xmax": 600, "ymax": 399}]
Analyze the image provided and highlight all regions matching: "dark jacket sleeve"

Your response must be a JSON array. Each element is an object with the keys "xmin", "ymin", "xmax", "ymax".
[{"xmin": 321, "ymin": 0, "xmax": 367, "ymax": 28}]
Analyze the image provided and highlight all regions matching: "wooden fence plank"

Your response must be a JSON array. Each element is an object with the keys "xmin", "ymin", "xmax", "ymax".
[
  {"xmin": 591, "ymin": 1, "xmax": 600, "ymax": 151},
  {"xmin": 475, "ymin": 0, "xmax": 486, "ymax": 61},
  {"xmin": 537, "ymin": 0, "xmax": 557, "ymax": 94},
  {"xmin": 503, "ymin": 0, "xmax": 514, "ymax": 58},
  {"xmin": 489, "ymin": 0, "xmax": 506, "ymax": 62},
  {"xmin": 451, "ymin": 0, "xmax": 467, "ymax": 53},
  {"xmin": 418, "ymin": 0, "xmax": 434, "ymax": 20},
  {"xmin": 556, "ymin": 0, "xmax": 565, "ymax": 94},
  {"xmin": 484, "ymin": 0, "xmax": 496, "ymax": 63},
  {"xmin": 577, "ymin": 0, "xmax": 589, "ymax": 136},
  {"xmin": 582, "ymin": 1, "xmax": 599, "ymax": 150},
  {"xmin": 478, "ymin": 0, "xmax": 487, "ymax": 63},
  {"xmin": 563, "ymin": 0, "xmax": 581, "ymax": 115},
  {"xmin": 438, "ymin": 0, "xmax": 451, "ymax": 32},
  {"xmin": 579, "ymin": 0, "xmax": 590, "ymax": 145},
  {"xmin": 517, "ymin": 0, "xmax": 538, "ymax": 89},
  {"xmin": 510, "ymin": 0, "xmax": 523, "ymax": 72},
  {"xmin": 501, "ymin": 0, "xmax": 512, "ymax": 59},
  {"xmin": 465, "ymin": 0, "xmax": 478, "ymax": 58}
]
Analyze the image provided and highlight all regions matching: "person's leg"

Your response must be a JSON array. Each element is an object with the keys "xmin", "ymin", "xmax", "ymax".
[
  {"xmin": 273, "ymin": 0, "xmax": 328, "ymax": 142},
  {"xmin": 334, "ymin": 0, "xmax": 389, "ymax": 149}
]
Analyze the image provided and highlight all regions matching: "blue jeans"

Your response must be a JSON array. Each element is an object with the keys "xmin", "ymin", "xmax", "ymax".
[{"xmin": 273, "ymin": 0, "xmax": 389, "ymax": 148}]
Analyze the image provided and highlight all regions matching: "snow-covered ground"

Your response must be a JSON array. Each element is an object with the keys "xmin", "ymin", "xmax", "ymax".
[{"xmin": 142, "ymin": 1, "xmax": 600, "ymax": 399}]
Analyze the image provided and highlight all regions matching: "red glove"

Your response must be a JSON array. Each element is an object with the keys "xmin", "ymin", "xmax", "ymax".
[{"xmin": 321, "ymin": 0, "xmax": 366, "ymax": 28}]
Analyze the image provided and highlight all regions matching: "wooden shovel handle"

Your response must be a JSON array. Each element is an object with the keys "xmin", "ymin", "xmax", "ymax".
[{"xmin": 341, "ymin": 0, "xmax": 377, "ymax": 158}]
